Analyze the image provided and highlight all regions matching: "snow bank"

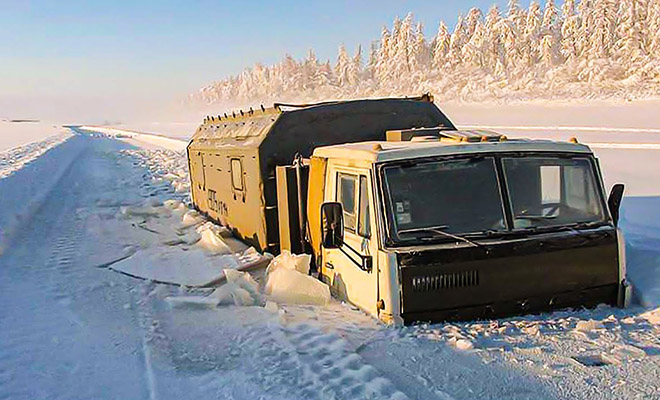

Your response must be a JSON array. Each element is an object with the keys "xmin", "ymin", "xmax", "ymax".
[
  {"xmin": 0, "ymin": 129, "xmax": 72, "ymax": 179},
  {"xmin": 264, "ymin": 251, "xmax": 330, "ymax": 306},
  {"xmin": 99, "ymin": 121, "xmax": 196, "ymax": 140},
  {"xmin": 78, "ymin": 126, "xmax": 187, "ymax": 151},
  {"xmin": 620, "ymin": 196, "xmax": 660, "ymax": 307},
  {"xmin": 119, "ymin": 147, "xmax": 190, "ymax": 196},
  {"xmin": 0, "ymin": 120, "xmax": 68, "ymax": 151}
]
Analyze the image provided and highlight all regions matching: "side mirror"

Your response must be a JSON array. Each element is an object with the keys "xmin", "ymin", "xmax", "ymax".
[
  {"xmin": 321, "ymin": 202, "xmax": 344, "ymax": 248},
  {"xmin": 608, "ymin": 183, "xmax": 625, "ymax": 226}
]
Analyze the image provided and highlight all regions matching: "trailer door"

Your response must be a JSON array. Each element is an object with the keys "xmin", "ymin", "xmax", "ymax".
[
  {"xmin": 322, "ymin": 167, "xmax": 379, "ymax": 317},
  {"xmin": 189, "ymin": 151, "xmax": 206, "ymax": 209}
]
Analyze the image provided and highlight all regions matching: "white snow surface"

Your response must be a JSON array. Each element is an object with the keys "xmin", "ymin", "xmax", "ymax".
[
  {"xmin": 0, "ymin": 119, "xmax": 68, "ymax": 151},
  {"xmin": 2, "ymin": 107, "xmax": 660, "ymax": 399},
  {"xmin": 0, "ymin": 124, "xmax": 72, "ymax": 180},
  {"xmin": 78, "ymin": 125, "xmax": 188, "ymax": 151}
]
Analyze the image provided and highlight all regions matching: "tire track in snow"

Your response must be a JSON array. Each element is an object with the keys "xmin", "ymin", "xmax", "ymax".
[
  {"xmin": 232, "ymin": 321, "xmax": 412, "ymax": 400},
  {"xmin": 0, "ymin": 136, "xmax": 157, "ymax": 399}
]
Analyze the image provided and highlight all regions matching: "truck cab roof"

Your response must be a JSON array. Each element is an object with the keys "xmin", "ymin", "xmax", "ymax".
[{"xmin": 312, "ymin": 134, "xmax": 592, "ymax": 163}]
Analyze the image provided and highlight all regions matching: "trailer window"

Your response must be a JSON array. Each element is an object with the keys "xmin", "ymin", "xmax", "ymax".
[
  {"xmin": 338, "ymin": 173, "xmax": 357, "ymax": 232},
  {"xmin": 230, "ymin": 158, "xmax": 244, "ymax": 191},
  {"xmin": 358, "ymin": 175, "xmax": 371, "ymax": 238}
]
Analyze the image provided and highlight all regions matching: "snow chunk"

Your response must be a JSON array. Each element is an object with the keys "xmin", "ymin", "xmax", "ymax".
[
  {"xmin": 264, "ymin": 301, "xmax": 279, "ymax": 313},
  {"xmin": 181, "ymin": 210, "xmax": 203, "ymax": 227},
  {"xmin": 575, "ymin": 320, "xmax": 606, "ymax": 332},
  {"xmin": 267, "ymin": 250, "xmax": 312, "ymax": 275},
  {"xmin": 264, "ymin": 252, "xmax": 330, "ymax": 306},
  {"xmin": 196, "ymin": 226, "xmax": 232, "ymax": 255},
  {"xmin": 112, "ymin": 247, "xmax": 240, "ymax": 287},
  {"xmin": 640, "ymin": 307, "xmax": 660, "ymax": 325},
  {"xmin": 199, "ymin": 269, "xmax": 262, "ymax": 306},
  {"xmin": 452, "ymin": 338, "xmax": 474, "ymax": 351}
]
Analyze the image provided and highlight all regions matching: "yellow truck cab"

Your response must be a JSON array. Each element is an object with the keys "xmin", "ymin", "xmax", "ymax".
[
  {"xmin": 308, "ymin": 131, "xmax": 630, "ymax": 324},
  {"xmin": 187, "ymin": 95, "xmax": 630, "ymax": 325}
]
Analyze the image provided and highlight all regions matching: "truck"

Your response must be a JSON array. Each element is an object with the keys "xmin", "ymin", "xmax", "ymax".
[{"xmin": 187, "ymin": 94, "xmax": 631, "ymax": 325}]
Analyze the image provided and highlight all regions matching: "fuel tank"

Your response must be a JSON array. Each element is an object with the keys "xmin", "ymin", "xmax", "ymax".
[{"xmin": 397, "ymin": 226, "xmax": 620, "ymax": 323}]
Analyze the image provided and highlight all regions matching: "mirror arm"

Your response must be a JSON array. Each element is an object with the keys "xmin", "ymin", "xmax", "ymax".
[
  {"xmin": 338, "ymin": 243, "xmax": 372, "ymax": 272},
  {"xmin": 340, "ymin": 240, "xmax": 361, "ymax": 258}
]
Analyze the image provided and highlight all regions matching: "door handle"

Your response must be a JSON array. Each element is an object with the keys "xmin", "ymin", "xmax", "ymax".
[{"xmin": 325, "ymin": 262, "xmax": 334, "ymax": 270}]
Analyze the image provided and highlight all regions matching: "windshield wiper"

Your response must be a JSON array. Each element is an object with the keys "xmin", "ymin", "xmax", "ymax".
[{"xmin": 398, "ymin": 225, "xmax": 485, "ymax": 249}]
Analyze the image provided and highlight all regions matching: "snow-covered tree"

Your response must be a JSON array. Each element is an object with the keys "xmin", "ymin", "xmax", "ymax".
[
  {"xmin": 560, "ymin": 0, "xmax": 579, "ymax": 62},
  {"xmin": 194, "ymin": 1, "xmax": 660, "ymax": 106},
  {"xmin": 432, "ymin": 21, "xmax": 451, "ymax": 69}
]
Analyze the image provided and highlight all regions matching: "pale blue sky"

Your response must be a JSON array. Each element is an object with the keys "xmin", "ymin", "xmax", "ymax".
[{"xmin": 0, "ymin": 0, "xmax": 534, "ymax": 121}]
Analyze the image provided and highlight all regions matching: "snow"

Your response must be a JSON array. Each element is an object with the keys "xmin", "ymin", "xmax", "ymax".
[
  {"xmin": 104, "ymin": 188, "xmax": 270, "ymax": 287},
  {"xmin": 0, "ymin": 119, "xmax": 68, "ymax": 151},
  {"xmin": 1, "ymin": 105, "xmax": 660, "ymax": 399},
  {"xmin": 167, "ymin": 269, "xmax": 262, "ymax": 307},
  {"xmin": 0, "ymin": 129, "xmax": 76, "ymax": 251},
  {"xmin": 264, "ymin": 251, "xmax": 331, "ymax": 306},
  {"xmin": 0, "ymin": 124, "xmax": 72, "ymax": 179},
  {"xmin": 78, "ymin": 125, "xmax": 188, "ymax": 151}
]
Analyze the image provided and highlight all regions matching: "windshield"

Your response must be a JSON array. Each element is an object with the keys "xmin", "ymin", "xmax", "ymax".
[
  {"xmin": 382, "ymin": 157, "xmax": 506, "ymax": 242},
  {"xmin": 502, "ymin": 157, "xmax": 606, "ymax": 229}
]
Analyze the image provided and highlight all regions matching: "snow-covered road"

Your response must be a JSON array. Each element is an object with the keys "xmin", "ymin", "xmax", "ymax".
[{"xmin": 2, "ymin": 129, "xmax": 660, "ymax": 400}]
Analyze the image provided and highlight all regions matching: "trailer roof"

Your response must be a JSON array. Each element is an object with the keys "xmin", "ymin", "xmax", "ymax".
[
  {"xmin": 312, "ymin": 137, "xmax": 593, "ymax": 163},
  {"xmin": 187, "ymin": 94, "xmax": 452, "ymax": 153}
]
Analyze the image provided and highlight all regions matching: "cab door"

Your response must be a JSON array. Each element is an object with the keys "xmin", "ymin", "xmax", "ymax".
[{"xmin": 322, "ymin": 166, "xmax": 379, "ymax": 317}]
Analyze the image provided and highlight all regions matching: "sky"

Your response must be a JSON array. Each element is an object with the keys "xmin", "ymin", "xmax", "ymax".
[{"xmin": 0, "ymin": 0, "xmax": 534, "ymax": 123}]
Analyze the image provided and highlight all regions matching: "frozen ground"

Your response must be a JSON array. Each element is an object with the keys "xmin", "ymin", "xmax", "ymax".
[{"xmin": 1, "ymin": 106, "xmax": 660, "ymax": 399}]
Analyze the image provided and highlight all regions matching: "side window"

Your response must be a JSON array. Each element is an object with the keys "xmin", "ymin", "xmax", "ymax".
[
  {"xmin": 358, "ymin": 175, "xmax": 371, "ymax": 237},
  {"xmin": 338, "ymin": 173, "xmax": 357, "ymax": 232},
  {"xmin": 230, "ymin": 158, "xmax": 244, "ymax": 191}
]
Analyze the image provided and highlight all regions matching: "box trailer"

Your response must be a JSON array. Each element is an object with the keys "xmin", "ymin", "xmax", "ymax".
[
  {"xmin": 187, "ymin": 95, "xmax": 631, "ymax": 324},
  {"xmin": 187, "ymin": 94, "xmax": 453, "ymax": 253}
]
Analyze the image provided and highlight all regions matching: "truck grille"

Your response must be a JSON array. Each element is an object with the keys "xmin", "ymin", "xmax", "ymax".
[{"xmin": 411, "ymin": 270, "xmax": 479, "ymax": 293}]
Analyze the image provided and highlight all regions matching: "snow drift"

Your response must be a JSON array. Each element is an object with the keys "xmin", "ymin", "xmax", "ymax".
[{"xmin": 264, "ymin": 251, "xmax": 330, "ymax": 306}]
